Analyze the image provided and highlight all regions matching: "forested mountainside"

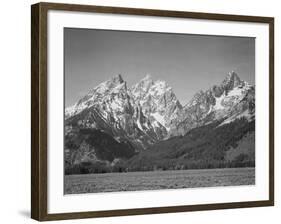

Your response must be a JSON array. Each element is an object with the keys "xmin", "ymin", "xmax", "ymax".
[{"xmin": 65, "ymin": 72, "xmax": 255, "ymax": 174}]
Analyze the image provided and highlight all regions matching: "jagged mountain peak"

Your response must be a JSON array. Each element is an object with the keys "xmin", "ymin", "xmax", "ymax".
[
  {"xmin": 92, "ymin": 74, "xmax": 128, "ymax": 95},
  {"xmin": 89, "ymin": 74, "xmax": 125, "ymax": 94},
  {"xmin": 227, "ymin": 70, "xmax": 239, "ymax": 79},
  {"xmin": 132, "ymin": 75, "xmax": 172, "ymax": 94},
  {"xmin": 138, "ymin": 74, "xmax": 154, "ymax": 86},
  {"xmin": 111, "ymin": 74, "xmax": 124, "ymax": 84},
  {"xmin": 154, "ymin": 79, "xmax": 168, "ymax": 86},
  {"xmin": 66, "ymin": 74, "xmax": 128, "ymax": 118},
  {"xmin": 130, "ymin": 75, "xmax": 181, "ymax": 132},
  {"xmin": 187, "ymin": 71, "xmax": 245, "ymax": 106},
  {"xmin": 131, "ymin": 74, "xmax": 154, "ymax": 94},
  {"xmin": 150, "ymin": 80, "xmax": 172, "ymax": 94},
  {"xmin": 66, "ymin": 70, "xmax": 254, "ymax": 150},
  {"xmin": 221, "ymin": 71, "xmax": 244, "ymax": 90},
  {"xmin": 187, "ymin": 71, "xmax": 252, "ymax": 108},
  {"xmin": 142, "ymin": 74, "xmax": 153, "ymax": 82},
  {"xmin": 174, "ymin": 71, "xmax": 255, "ymax": 136}
]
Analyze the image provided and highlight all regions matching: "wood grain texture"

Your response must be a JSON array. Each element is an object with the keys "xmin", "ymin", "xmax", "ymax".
[
  {"xmin": 36, "ymin": 2, "xmax": 274, "ymax": 22},
  {"xmin": 31, "ymin": 2, "xmax": 274, "ymax": 221},
  {"xmin": 31, "ymin": 3, "xmax": 40, "ymax": 220},
  {"xmin": 269, "ymin": 19, "xmax": 274, "ymax": 203},
  {"xmin": 31, "ymin": 3, "xmax": 48, "ymax": 221}
]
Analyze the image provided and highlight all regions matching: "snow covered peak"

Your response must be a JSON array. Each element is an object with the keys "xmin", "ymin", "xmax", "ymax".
[
  {"xmin": 65, "ymin": 74, "xmax": 128, "ymax": 118},
  {"xmin": 131, "ymin": 75, "xmax": 154, "ymax": 97},
  {"xmin": 186, "ymin": 71, "xmax": 251, "ymax": 110},
  {"xmin": 142, "ymin": 74, "xmax": 152, "ymax": 81},
  {"xmin": 177, "ymin": 71, "xmax": 255, "ymax": 135},
  {"xmin": 154, "ymin": 79, "xmax": 167, "ymax": 86},
  {"xmin": 136, "ymin": 74, "xmax": 154, "ymax": 86},
  {"xmin": 130, "ymin": 76, "xmax": 181, "ymax": 131},
  {"xmin": 221, "ymin": 71, "xmax": 244, "ymax": 91},
  {"xmin": 151, "ymin": 80, "xmax": 172, "ymax": 95},
  {"xmin": 227, "ymin": 71, "xmax": 239, "ymax": 78},
  {"xmin": 131, "ymin": 75, "xmax": 173, "ymax": 100},
  {"xmin": 111, "ymin": 74, "xmax": 124, "ymax": 84}
]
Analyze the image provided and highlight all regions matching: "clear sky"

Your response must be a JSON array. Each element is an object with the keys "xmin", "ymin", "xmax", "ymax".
[{"xmin": 64, "ymin": 28, "xmax": 255, "ymax": 107}]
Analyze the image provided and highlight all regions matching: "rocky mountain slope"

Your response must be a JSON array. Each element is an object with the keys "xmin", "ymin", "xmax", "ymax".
[
  {"xmin": 65, "ymin": 71, "xmax": 255, "ymax": 171},
  {"xmin": 130, "ymin": 74, "xmax": 183, "ymax": 132},
  {"xmin": 173, "ymin": 71, "xmax": 255, "ymax": 136},
  {"xmin": 65, "ymin": 74, "xmax": 181, "ymax": 151}
]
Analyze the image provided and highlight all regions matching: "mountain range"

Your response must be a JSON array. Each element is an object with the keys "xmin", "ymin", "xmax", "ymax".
[{"xmin": 64, "ymin": 71, "xmax": 255, "ymax": 174}]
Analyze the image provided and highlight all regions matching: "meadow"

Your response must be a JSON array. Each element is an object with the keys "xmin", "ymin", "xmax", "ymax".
[{"xmin": 64, "ymin": 167, "xmax": 255, "ymax": 194}]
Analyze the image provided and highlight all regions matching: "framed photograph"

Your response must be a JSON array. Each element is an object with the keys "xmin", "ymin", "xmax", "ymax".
[{"xmin": 31, "ymin": 2, "xmax": 274, "ymax": 221}]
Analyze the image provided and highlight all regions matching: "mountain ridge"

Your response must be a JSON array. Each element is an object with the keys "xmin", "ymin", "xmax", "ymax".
[
  {"xmin": 66, "ymin": 71, "xmax": 254, "ymax": 146},
  {"xmin": 64, "ymin": 71, "xmax": 255, "ymax": 172}
]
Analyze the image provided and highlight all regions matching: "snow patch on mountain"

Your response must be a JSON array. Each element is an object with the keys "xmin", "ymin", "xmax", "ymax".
[
  {"xmin": 151, "ymin": 112, "xmax": 166, "ymax": 128},
  {"xmin": 219, "ymin": 109, "xmax": 253, "ymax": 126},
  {"xmin": 174, "ymin": 71, "xmax": 255, "ymax": 135},
  {"xmin": 213, "ymin": 93, "xmax": 225, "ymax": 110}
]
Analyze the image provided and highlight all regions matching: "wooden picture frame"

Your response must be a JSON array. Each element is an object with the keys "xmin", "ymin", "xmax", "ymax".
[{"xmin": 31, "ymin": 2, "xmax": 274, "ymax": 221}]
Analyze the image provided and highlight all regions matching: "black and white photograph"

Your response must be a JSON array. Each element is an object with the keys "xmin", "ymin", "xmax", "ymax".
[{"xmin": 64, "ymin": 28, "xmax": 255, "ymax": 194}]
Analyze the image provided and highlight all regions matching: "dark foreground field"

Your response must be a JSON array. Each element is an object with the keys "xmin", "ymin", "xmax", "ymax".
[{"xmin": 64, "ymin": 167, "xmax": 255, "ymax": 194}]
